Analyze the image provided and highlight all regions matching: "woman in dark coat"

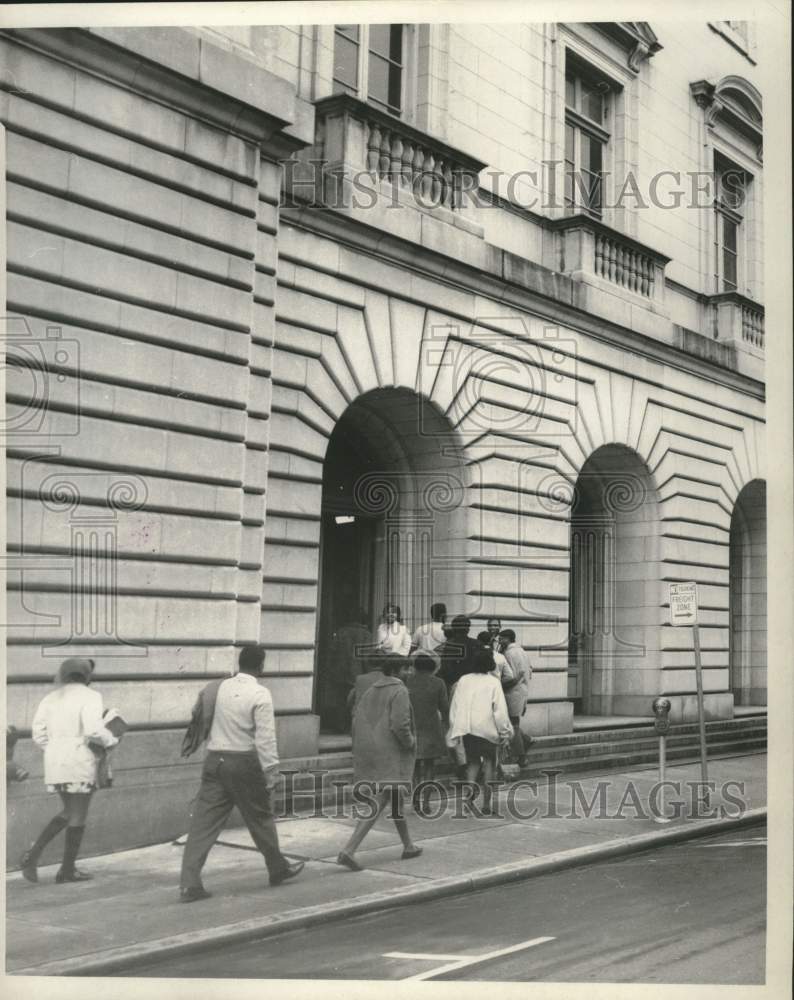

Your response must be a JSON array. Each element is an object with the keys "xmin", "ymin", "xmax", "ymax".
[
  {"xmin": 406, "ymin": 652, "xmax": 449, "ymax": 789},
  {"xmin": 337, "ymin": 655, "xmax": 422, "ymax": 871}
]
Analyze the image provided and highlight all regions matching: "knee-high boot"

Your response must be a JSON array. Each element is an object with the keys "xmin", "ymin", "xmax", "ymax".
[
  {"xmin": 56, "ymin": 826, "xmax": 92, "ymax": 883},
  {"xmin": 19, "ymin": 814, "xmax": 69, "ymax": 883}
]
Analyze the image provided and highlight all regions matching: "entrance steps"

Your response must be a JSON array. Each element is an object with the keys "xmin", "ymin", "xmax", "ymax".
[
  {"xmin": 276, "ymin": 713, "xmax": 767, "ymax": 810},
  {"xmin": 520, "ymin": 715, "xmax": 767, "ymax": 777}
]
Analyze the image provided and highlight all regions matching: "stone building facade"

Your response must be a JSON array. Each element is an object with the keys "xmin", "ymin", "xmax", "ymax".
[{"xmin": 3, "ymin": 20, "xmax": 765, "ymax": 854}]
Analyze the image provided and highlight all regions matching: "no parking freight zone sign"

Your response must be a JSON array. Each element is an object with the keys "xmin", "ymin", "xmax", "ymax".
[{"xmin": 669, "ymin": 582, "xmax": 698, "ymax": 626}]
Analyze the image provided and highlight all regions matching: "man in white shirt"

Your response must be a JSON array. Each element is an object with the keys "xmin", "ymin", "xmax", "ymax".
[
  {"xmin": 179, "ymin": 646, "xmax": 303, "ymax": 902},
  {"xmin": 411, "ymin": 602, "xmax": 447, "ymax": 654}
]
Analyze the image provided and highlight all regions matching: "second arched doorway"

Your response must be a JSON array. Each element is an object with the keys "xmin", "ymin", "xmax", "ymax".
[{"xmin": 567, "ymin": 444, "xmax": 661, "ymax": 716}]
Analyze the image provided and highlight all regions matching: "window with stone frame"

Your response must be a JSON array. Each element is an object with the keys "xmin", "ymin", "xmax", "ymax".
[
  {"xmin": 709, "ymin": 20, "xmax": 755, "ymax": 61},
  {"xmin": 725, "ymin": 20, "xmax": 749, "ymax": 44},
  {"xmin": 564, "ymin": 55, "xmax": 612, "ymax": 218},
  {"xmin": 713, "ymin": 152, "xmax": 748, "ymax": 293},
  {"xmin": 332, "ymin": 24, "xmax": 405, "ymax": 117}
]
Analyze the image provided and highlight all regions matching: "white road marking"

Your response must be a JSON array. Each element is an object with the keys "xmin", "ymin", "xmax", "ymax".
[
  {"xmin": 385, "ymin": 952, "xmax": 471, "ymax": 962},
  {"xmin": 385, "ymin": 936, "xmax": 556, "ymax": 981},
  {"xmin": 694, "ymin": 839, "xmax": 766, "ymax": 847}
]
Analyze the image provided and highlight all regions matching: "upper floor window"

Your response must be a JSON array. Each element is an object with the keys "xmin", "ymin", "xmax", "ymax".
[
  {"xmin": 725, "ymin": 20, "xmax": 749, "ymax": 43},
  {"xmin": 564, "ymin": 59, "xmax": 611, "ymax": 218},
  {"xmin": 708, "ymin": 21, "xmax": 755, "ymax": 63},
  {"xmin": 714, "ymin": 154, "xmax": 747, "ymax": 293},
  {"xmin": 333, "ymin": 24, "xmax": 404, "ymax": 117}
]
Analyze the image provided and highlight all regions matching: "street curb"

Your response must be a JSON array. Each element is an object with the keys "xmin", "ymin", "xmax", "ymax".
[{"xmin": 12, "ymin": 806, "xmax": 766, "ymax": 977}]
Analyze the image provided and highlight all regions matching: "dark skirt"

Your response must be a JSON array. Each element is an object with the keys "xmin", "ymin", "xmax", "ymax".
[{"xmin": 462, "ymin": 734, "xmax": 498, "ymax": 765}]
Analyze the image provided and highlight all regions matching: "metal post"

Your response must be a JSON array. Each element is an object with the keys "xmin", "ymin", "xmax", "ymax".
[
  {"xmin": 653, "ymin": 733, "xmax": 671, "ymax": 824},
  {"xmin": 651, "ymin": 696, "xmax": 672, "ymax": 824},
  {"xmin": 692, "ymin": 623, "xmax": 708, "ymax": 785}
]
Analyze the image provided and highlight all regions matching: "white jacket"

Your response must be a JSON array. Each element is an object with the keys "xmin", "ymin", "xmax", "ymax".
[
  {"xmin": 375, "ymin": 622, "xmax": 412, "ymax": 656},
  {"xmin": 32, "ymin": 684, "xmax": 118, "ymax": 786},
  {"xmin": 446, "ymin": 673, "xmax": 513, "ymax": 745}
]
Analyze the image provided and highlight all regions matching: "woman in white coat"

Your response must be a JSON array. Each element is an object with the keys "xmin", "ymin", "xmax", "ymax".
[
  {"xmin": 20, "ymin": 658, "xmax": 118, "ymax": 884},
  {"xmin": 446, "ymin": 648, "xmax": 513, "ymax": 815}
]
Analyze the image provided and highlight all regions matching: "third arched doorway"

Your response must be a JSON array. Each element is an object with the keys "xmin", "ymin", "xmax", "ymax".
[
  {"xmin": 567, "ymin": 444, "xmax": 661, "ymax": 717},
  {"xmin": 729, "ymin": 480, "xmax": 767, "ymax": 706},
  {"xmin": 316, "ymin": 387, "xmax": 467, "ymax": 732}
]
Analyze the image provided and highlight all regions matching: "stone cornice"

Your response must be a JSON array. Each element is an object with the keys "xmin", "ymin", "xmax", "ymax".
[
  {"xmin": 593, "ymin": 22, "xmax": 663, "ymax": 72},
  {"xmin": 1, "ymin": 26, "xmax": 314, "ymax": 156},
  {"xmin": 708, "ymin": 291, "xmax": 764, "ymax": 313},
  {"xmin": 280, "ymin": 204, "xmax": 764, "ymax": 401}
]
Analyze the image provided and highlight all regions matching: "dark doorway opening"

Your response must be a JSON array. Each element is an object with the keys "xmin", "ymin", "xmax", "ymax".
[{"xmin": 315, "ymin": 388, "xmax": 466, "ymax": 733}]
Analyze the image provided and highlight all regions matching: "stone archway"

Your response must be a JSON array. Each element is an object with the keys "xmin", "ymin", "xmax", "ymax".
[
  {"xmin": 567, "ymin": 444, "xmax": 661, "ymax": 716},
  {"xmin": 729, "ymin": 480, "xmax": 767, "ymax": 706},
  {"xmin": 316, "ymin": 387, "xmax": 467, "ymax": 730}
]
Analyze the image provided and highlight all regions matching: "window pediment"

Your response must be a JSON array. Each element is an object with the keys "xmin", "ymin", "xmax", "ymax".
[
  {"xmin": 593, "ymin": 22, "xmax": 662, "ymax": 72},
  {"xmin": 691, "ymin": 76, "xmax": 763, "ymax": 159}
]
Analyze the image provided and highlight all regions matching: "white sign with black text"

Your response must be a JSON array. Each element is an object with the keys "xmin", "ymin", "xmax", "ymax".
[{"xmin": 669, "ymin": 581, "xmax": 698, "ymax": 626}]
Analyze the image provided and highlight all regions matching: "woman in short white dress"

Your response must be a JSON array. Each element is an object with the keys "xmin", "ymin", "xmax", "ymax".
[{"xmin": 20, "ymin": 658, "xmax": 118, "ymax": 884}]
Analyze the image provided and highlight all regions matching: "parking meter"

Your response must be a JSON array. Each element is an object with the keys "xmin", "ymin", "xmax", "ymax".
[
  {"xmin": 651, "ymin": 697, "xmax": 672, "ymax": 824},
  {"xmin": 652, "ymin": 697, "xmax": 672, "ymax": 735}
]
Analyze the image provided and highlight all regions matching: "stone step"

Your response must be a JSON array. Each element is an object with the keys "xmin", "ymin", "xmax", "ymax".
[
  {"xmin": 277, "ymin": 734, "xmax": 766, "ymax": 796},
  {"xmin": 273, "ymin": 742, "xmax": 767, "ymax": 818},
  {"xmin": 274, "ymin": 719, "xmax": 767, "ymax": 810},
  {"xmin": 310, "ymin": 716, "xmax": 766, "ymax": 759},
  {"xmin": 532, "ymin": 724, "xmax": 766, "ymax": 754},
  {"xmin": 526, "ymin": 734, "xmax": 767, "ymax": 765},
  {"xmin": 519, "ymin": 739, "xmax": 768, "ymax": 779},
  {"xmin": 535, "ymin": 718, "xmax": 766, "ymax": 749}
]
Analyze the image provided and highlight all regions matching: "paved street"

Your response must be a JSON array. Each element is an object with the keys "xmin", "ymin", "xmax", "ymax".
[{"xmin": 133, "ymin": 822, "xmax": 766, "ymax": 983}]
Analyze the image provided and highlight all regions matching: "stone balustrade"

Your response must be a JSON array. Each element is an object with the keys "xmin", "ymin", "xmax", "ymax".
[
  {"xmin": 741, "ymin": 302, "xmax": 765, "ymax": 348},
  {"xmin": 550, "ymin": 214, "xmax": 669, "ymax": 307},
  {"xmin": 286, "ymin": 94, "xmax": 485, "ymax": 224},
  {"xmin": 364, "ymin": 119, "xmax": 465, "ymax": 210},
  {"xmin": 594, "ymin": 232, "xmax": 656, "ymax": 297},
  {"xmin": 709, "ymin": 292, "xmax": 765, "ymax": 357}
]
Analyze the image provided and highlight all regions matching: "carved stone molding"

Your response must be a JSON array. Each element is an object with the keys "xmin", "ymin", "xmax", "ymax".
[
  {"xmin": 690, "ymin": 77, "xmax": 763, "ymax": 160},
  {"xmin": 595, "ymin": 22, "xmax": 663, "ymax": 73}
]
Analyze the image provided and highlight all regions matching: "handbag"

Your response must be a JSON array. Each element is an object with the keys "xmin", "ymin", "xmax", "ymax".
[{"xmin": 89, "ymin": 708, "xmax": 128, "ymax": 789}]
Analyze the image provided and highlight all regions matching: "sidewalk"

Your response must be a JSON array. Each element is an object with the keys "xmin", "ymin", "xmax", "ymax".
[{"xmin": 6, "ymin": 753, "xmax": 766, "ymax": 976}]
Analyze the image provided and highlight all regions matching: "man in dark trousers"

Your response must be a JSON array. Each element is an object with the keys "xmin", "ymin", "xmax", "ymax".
[
  {"xmin": 179, "ymin": 645, "xmax": 303, "ymax": 902},
  {"xmin": 498, "ymin": 629, "xmax": 533, "ymax": 768}
]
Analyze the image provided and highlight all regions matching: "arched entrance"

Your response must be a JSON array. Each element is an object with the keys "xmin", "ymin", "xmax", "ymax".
[
  {"xmin": 316, "ymin": 388, "xmax": 466, "ymax": 731},
  {"xmin": 729, "ymin": 480, "xmax": 766, "ymax": 706},
  {"xmin": 567, "ymin": 445, "xmax": 661, "ymax": 716}
]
